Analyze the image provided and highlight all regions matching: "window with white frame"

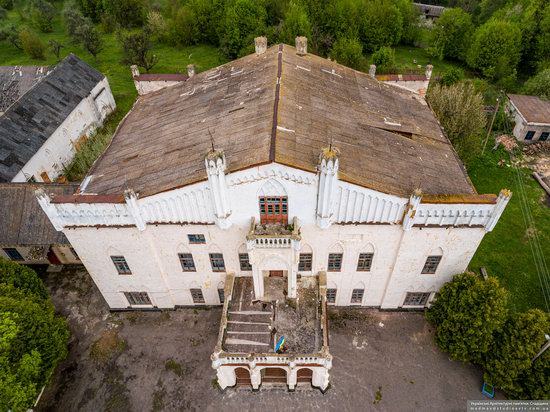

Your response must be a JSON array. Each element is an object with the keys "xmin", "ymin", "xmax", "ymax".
[
  {"xmin": 403, "ymin": 292, "xmax": 431, "ymax": 306},
  {"xmin": 178, "ymin": 253, "xmax": 196, "ymax": 271},
  {"xmin": 111, "ymin": 256, "xmax": 131, "ymax": 275},
  {"xmin": 3, "ymin": 248, "xmax": 23, "ymax": 261},
  {"xmin": 239, "ymin": 253, "xmax": 252, "ymax": 271},
  {"xmin": 326, "ymin": 288, "xmax": 337, "ymax": 304},
  {"xmin": 209, "ymin": 253, "xmax": 225, "ymax": 272},
  {"xmin": 218, "ymin": 288, "xmax": 225, "ymax": 303},
  {"xmin": 299, "ymin": 253, "xmax": 312, "ymax": 271},
  {"xmin": 124, "ymin": 292, "xmax": 151, "ymax": 306},
  {"xmin": 188, "ymin": 234, "xmax": 206, "ymax": 244},
  {"xmin": 421, "ymin": 255, "xmax": 442, "ymax": 274},
  {"xmin": 357, "ymin": 253, "xmax": 374, "ymax": 271},
  {"xmin": 190, "ymin": 288, "xmax": 205, "ymax": 303},
  {"xmin": 350, "ymin": 289, "xmax": 364, "ymax": 304},
  {"xmin": 327, "ymin": 253, "xmax": 343, "ymax": 272}
]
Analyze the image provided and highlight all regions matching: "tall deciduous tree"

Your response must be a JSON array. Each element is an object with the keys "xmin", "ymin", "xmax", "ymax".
[
  {"xmin": 77, "ymin": 23, "xmax": 104, "ymax": 58},
  {"xmin": 102, "ymin": 0, "xmax": 146, "ymax": 28},
  {"xmin": 279, "ymin": 0, "xmax": 311, "ymax": 45},
  {"xmin": 429, "ymin": 8, "xmax": 474, "ymax": 61},
  {"xmin": 120, "ymin": 30, "xmax": 159, "ymax": 73},
  {"xmin": 330, "ymin": 37, "xmax": 363, "ymax": 69},
  {"xmin": 523, "ymin": 69, "xmax": 550, "ymax": 100},
  {"xmin": 359, "ymin": 0, "xmax": 403, "ymax": 52},
  {"xmin": 426, "ymin": 273, "xmax": 508, "ymax": 365}
]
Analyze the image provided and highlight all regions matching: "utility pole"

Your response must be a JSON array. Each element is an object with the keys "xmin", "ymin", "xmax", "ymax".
[
  {"xmin": 532, "ymin": 334, "xmax": 550, "ymax": 362},
  {"xmin": 482, "ymin": 96, "xmax": 501, "ymax": 155}
]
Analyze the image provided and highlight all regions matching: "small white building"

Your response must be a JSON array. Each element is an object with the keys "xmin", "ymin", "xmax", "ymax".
[
  {"xmin": 507, "ymin": 94, "xmax": 550, "ymax": 143},
  {"xmin": 0, "ymin": 54, "xmax": 115, "ymax": 183},
  {"xmin": 38, "ymin": 38, "xmax": 510, "ymax": 391}
]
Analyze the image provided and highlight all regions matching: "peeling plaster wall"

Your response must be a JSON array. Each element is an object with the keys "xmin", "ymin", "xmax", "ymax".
[
  {"xmin": 12, "ymin": 78, "xmax": 115, "ymax": 182},
  {"xmin": 134, "ymin": 80, "xmax": 184, "ymax": 95}
]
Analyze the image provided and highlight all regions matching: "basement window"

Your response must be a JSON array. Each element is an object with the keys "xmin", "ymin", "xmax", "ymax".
[
  {"xmin": 525, "ymin": 130, "xmax": 536, "ymax": 140},
  {"xmin": 124, "ymin": 292, "xmax": 151, "ymax": 306},
  {"xmin": 540, "ymin": 132, "xmax": 549, "ymax": 141},
  {"xmin": 3, "ymin": 248, "xmax": 23, "ymax": 261},
  {"xmin": 190, "ymin": 288, "xmax": 205, "ymax": 304},
  {"xmin": 421, "ymin": 255, "xmax": 442, "ymax": 274}
]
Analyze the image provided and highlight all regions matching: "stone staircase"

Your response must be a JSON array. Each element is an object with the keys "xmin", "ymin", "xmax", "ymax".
[{"xmin": 224, "ymin": 309, "xmax": 273, "ymax": 353}]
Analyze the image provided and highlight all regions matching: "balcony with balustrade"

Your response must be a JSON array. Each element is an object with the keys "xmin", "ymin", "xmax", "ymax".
[{"xmin": 246, "ymin": 216, "xmax": 301, "ymax": 249}]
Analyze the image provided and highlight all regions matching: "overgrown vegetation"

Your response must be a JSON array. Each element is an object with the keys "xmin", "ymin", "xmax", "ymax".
[
  {"xmin": 0, "ymin": 259, "xmax": 70, "ymax": 412},
  {"xmin": 427, "ymin": 272, "xmax": 550, "ymax": 399},
  {"xmin": 89, "ymin": 329, "xmax": 127, "ymax": 363}
]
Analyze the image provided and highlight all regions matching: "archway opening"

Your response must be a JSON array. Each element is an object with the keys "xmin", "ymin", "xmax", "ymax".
[
  {"xmin": 234, "ymin": 367, "xmax": 251, "ymax": 387},
  {"xmin": 262, "ymin": 367, "xmax": 287, "ymax": 384}
]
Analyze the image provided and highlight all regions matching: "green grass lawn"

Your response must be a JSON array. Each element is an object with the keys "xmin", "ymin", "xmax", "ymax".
[{"xmin": 465, "ymin": 147, "xmax": 550, "ymax": 313}]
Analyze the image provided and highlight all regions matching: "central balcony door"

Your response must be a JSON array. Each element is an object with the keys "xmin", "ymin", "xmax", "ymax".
[
  {"xmin": 269, "ymin": 270, "xmax": 284, "ymax": 277},
  {"xmin": 259, "ymin": 196, "xmax": 288, "ymax": 225}
]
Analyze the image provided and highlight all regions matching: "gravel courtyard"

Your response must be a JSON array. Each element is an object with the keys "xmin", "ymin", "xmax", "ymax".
[{"xmin": 36, "ymin": 268, "xmax": 500, "ymax": 412}]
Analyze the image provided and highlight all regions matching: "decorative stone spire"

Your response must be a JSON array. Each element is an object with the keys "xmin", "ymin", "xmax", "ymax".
[
  {"xmin": 485, "ymin": 189, "xmax": 512, "ymax": 232},
  {"xmin": 254, "ymin": 36, "xmax": 267, "ymax": 55},
  {"xmin": 205, "ymin": 148, "xmax": 232, "ymax": 229},
  {"xmin": 369, "ymin": 64, "xmax": 376, "ymax": 78},
  {"xmin": 295, "ymin": 36, "xmax": 307, "ymax": 55},
  {"xmin": 130, "ymin": 65, "xmax": 140, "ymax": 78},
  {"xmin": 316, "ymin": 145, "xmax": 339, "ymax": 229},
  {"xmin": 402, "ymin": 189, "xmax": 422, "ymax": 231},
  {"xmin": 124, "ymin": 189, "xmax": 146, "ymax": 231}
]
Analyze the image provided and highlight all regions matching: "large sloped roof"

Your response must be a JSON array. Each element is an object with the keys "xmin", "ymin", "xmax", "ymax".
[
  {"xmin": 508, "ymin": 94, "xmax": 550, "ymax": 125},
  {"xmin": 83, "ymin": 44, "xmax": 475, "ymax": 198},
  {"xmin": 0, "ymin": 54, "xmax": 104, "ymax": 182},
  {"xmin": 0, "ymin": 183, "xmax": 79, "ymax": 245}
]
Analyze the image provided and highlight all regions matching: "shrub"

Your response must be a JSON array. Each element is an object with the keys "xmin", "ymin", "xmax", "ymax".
[
  {"xmin": 426, "ymin": 273, "xmax": 508, "ymax": 365},
  {"xmin": 29, "ymin": 0, "xmax": 56, "ymax": 33},
  {"xmin": 0, "ymin": 6, "xmax": 6, "ymax": 19},
  {"xmin": 330, "ymin": 37, "xmax": 363, "ymax": 70},
  {"xmin": 102, "ymin": 0, "xmax": 146, "ymax": 29},
  {"xmin": 440, "ymin": 67, "xmax": 464, "ymax": 86},
  {"xmin": 76, "ymin": 0, "xmax": 103, "ymax": 22},
  {"xmin": 0, "ymin": 259, "xmax": 48, "ymax": 300},
  {"xmin": 119, "ymin": 30, "xmax": 159, "ymax": 72},
  {"xmin": 371, "ymin": 46, "xmax": 394, "ymax": 69},
  {"xmin": 279, "ymin": 0, "xmax": 312, "ymax": 45},
  {"xmin": 63, "ymin": 4, "xmax": 90, "ymax": 39},
  {"xmin": 523, "ymin": 69, "xmax": 550, "ymax": 101},
  {"xmin": 77, "ymin": 23, "xmax": 103, "ymax": 58},
  {"xmin": 146, "ymin": 10, "xmax": 167, "ymax": 43},
  {"xmin": 429, "ymin": 8, "xmax": 474, "ymax": 61},
  {"xmin": 0, "ymin": 0, "xmax": 13, "ymax": 10},
  {"xmin": 170, "ymin": 5, "xmax": 199, "ymax": 46},
  {"xmin": 19, "ymin": 29, "xmax": 46, "ymax": 59},
  {"xmin": 359, "ymin": 0, "xmax": 403, "ymax": 52}
]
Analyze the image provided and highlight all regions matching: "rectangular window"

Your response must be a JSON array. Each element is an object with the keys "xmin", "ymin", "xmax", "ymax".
[
  {"xmin": 259, "ymin": 196, "xmax": 288, "ymax": 225},
  {"xmin": 525, "ymin": 130, "xmax": 536, "ymax": 140},
  {"xmin": 209, "ymin": 253, "xmax": 225, "ymax": 272},
  {"xmin": 403, "ymin": 292, "xmax": 431, "ymax": 306},
  {"xmin": 70, "ymin": 247, "xmax": 79, "ymax": 260},
  {"xmin": 178, "ymin": 253, "xmax": 196, "ymax": 272},
  {"xmin": 327, "ymin": 253, "xmax": 343, "ymax": 272},
  {"xmin": 190, "ymin": 288, "xmax": 205, "ymax": 304},
  {"xmin": 351, "ymin": 289, "xmax": 364, "ymax": 304},
  {"xmin": 421, "ymin": 255, "xmax": 442, "ymax": 274},
  {"xmin": 540, "ymin": 132, "xmax": 549, "ymax": 141},
  {"xmin": 218, "ymin": 288, "xmax": 225, "ymax": 303},
  {"xmin": 3, "ymin": 248, "xmax": 23, "ymax": 261},
  {"xmin": 111, "ymin": 256, "xmax": 132, "ymax": 275},
  {"xmin": 357, "ymin": 253, "xmax": 374, "ymax": 271},
  {"xmin": 326, "ymin": 288, "xmax": 337, "ymax": 304},
  {"xmin": 239, "ymin": 253, "xmax": 252, "ymax": 271},
  {"xmin": 124, "ymin": 292, "xmax": 151, "ymax": 306},
  {"xmin": 298, "ymin": 253, "xmax": 312, "ymax": 271},
  {"xmin": 188, "ymin": 234, "xmax": 206, "ymax": 244}
]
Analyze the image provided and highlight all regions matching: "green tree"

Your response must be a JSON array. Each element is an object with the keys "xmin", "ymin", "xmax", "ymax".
[
  {"xmin": 466, "ymin": 19, "xmax": 522, "ymax": 82},
  {"xmin": 439, "ymin": 67, "xmax": 464, "ymax": 86},
  {"xmin": 516, "ymin": 347, "xmax": 550, "ymax": 400},
  {"xmin": 484, "ymin": 309, "xmax": 550, "ymax": 398},
  {"xmin": 19, "ymin": 29, "xmax": 46, "ymax": 59},
  {"xmin": 0, "ymin": 260, "xmax": 69, "ymax": 412},
  {"xmin": 315, "ymin": 0, "xmax": 362, "ymax": 53},
  {"xmin": 119, "ymin": 30, "xmax": 159, "ymax": 72},
  {"xmin": 171, "ymin": 5, "xmax": 199, "ymax": 45},
  {"xmin": 76, "ymin": 0, "xmax": 104, "ymax": 22},
  {"xmin": 280, "ymin": 0, "xmax": 311, "ymax": 45},
  {"xmin": 429, "ymin": 8, "xmax": 474, "ymax": 61},
  {"xmin": 0, "ymin": 23, "xmax": 21, "ymax": 49},
  {"xmin": 426, "ymin": 273, "xmax": 508, "ymax": 364},
  {"xmin": 0, "ymin": 6, "xmax": 7, "ymax": 19},
  {"xmin": 359, "ymin": 0, "xmax": 403, "ymax": 52},
  {"xmin": 330, "ymin": 37, "xmax": 363, "ymax": 69},
  {"xmin": 29, "ymin": 0, "xmax": 56, "ymax": 33},
  {"xmin": 394, "ymin": 0, "xmax": 420, "ymax": 45},
  {"xmin": 218, "ymin": 0, "xmax": 267, "ymax": 59},
  {"xmin": 371, "ymin": 46, "xmax": 395, "ymax": 70},
  {"xmin": 0, "ymin": 0, "xmax": 13, "ymax": 10},
  {"xmin": 102, "ymin": 0, "xmax": 146, "ymax": 28},
  {"xmin": 48, "ymin": 39, "xmax": 64, "ymax": 61},
  {"xmin": 77, "ymin": 23, "xmax": 104, "ymax": 58},
  {"xmin": 146, "ymin": 10, "xmax": 168, "ymax": 43},
  {"xmin": 523, "ymin": 69, "xmax": 550, "ymax": 100}
]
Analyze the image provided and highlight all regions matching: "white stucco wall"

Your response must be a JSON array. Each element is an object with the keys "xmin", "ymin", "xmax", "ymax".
[
  {"xmin": 12, "ymin": 78, "xmax": 116, "ymax": 182},
  {"xmin": 58, "ymin": 163, "xmax": 495, "ymax": 310},
  {"xmin": 134, "ymin": 80, "xmax": 184, "ymax": 95},
  {"xmin": 509, "ymin": 103, "xmax": 550, "ymax": 143}
]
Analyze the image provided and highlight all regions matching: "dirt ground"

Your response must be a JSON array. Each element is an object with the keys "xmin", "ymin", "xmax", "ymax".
[{"xmin": 37, "ymin": 268, "xmax": 501, "ymax": 412}]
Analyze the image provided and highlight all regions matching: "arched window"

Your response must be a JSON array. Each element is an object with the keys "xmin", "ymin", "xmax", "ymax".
[
  {"xmin": 327, "ymin": 281, "xmax": 337, "ymax": 304},
  {"xmin": 298, "ymin": 243, "xmax": 313, "ymax": 272},
  {"xmin": 327, "ymin": 243, "xmax": 344, "ymax": 272},
  {"xmin": 351, "ymin": 281, "xmax": 365, "ymax": 304},
  {"xmin": 238, "ymin": 243, "xmax": 252, "ymax": 271},
  {"xmin": 258, "ymin": 179, "xmax": 288, "ymax": 225},
  {"xmin": 357, "ymin": 243, "xmax": 375, "ymax": 272}
]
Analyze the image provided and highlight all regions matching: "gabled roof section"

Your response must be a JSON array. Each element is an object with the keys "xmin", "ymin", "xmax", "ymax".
[
  {"xmin": 0, "ymin": 54, "xmax": 104, "ymax": 182},
  {"xmin": 0, "ymin": 65, "xmax": 49, "ymax": 113},
  {"xmin": 82, "ymin": 44, "xmax": 475, "ymax": 198},
  {"xmin": 508, "ymin": 94, "xmax": 550, "ymax": 125},
  {"xmin": 0, "ymin": 183, "xmax": 79, "ymax": 245}
]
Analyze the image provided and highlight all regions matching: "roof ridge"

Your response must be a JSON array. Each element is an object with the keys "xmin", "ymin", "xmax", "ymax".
[{"xmin": 269, "ymin": 44, "xmax": 284, "ymax": 162}]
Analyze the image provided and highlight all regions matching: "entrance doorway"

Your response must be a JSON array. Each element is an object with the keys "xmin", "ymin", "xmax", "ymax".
[
  {"xmin": 234, "ymin": 367, "xmax": 251, "ymax": 387},
  {"xmin": 269, "ymin": 270, "xmax": 284, "ymax": 277},
  {"xmin": 262, "ymin": 367, "xmax": 287, "ymax": 383}
]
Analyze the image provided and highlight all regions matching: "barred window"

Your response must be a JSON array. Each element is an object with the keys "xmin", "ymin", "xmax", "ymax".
[
  {"xmin": 218, "ymin": 288, "xmax": 225, "ymax": 303},
  {"xmin": 111, "ymin": 256, "xmax": 131, "ymax": 275},
  {"xmin": 298, "ymin": 253, "xmax": 312, "ymax": 271},
  {"xmin": 421, "ymin": 255, "xmax": 442, "ymax": 274},
  {"xmin": 190, "ymin": 288, "xmax": 205, "ymax": 304},
  {"xmin": 403, "ymin": 292, "xmax": 431, "ymax": 306},
  {"xmin": 178, "ymin": 253, "xmax": 196, "ymax": 271},
  {"xmin": 3, "ymin": 248, "xmax": 23, "ymax": 261},
  {"xmin": 239, "ymin": 253, "xmax": 252, "ymax": 271},
  {"xmin": 209, "ymin": 253, "xmax": 226, "ymax": 272},
  {"xmin": 188, "ymin": 234, "xmax": 206, "ymax": 244},
  {"xmin": 327, "ymin": 253, "xmax": 343, "ymax": 272},
  {"xmin": 326, "ymin": 288, "xmax": 337, "ymax": 304},
  {"xmin": 124, "ymin": 292, "xmax": 151, "ymax": 306},
  {"xmin": 351, "ymin": 289, "xmax": 364, "ymax": 304},
  {"xmin": 357, "ymin": 253, "xmax": 374, "ymax": 271}
]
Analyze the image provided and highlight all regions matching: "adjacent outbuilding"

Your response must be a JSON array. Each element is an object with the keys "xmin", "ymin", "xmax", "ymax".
[{"xmin": 507, "ymin": 94, "xmax": 550, "ymax": 143}]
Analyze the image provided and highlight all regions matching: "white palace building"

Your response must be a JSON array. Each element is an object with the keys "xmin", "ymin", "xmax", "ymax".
[{"xmin": 38, "ymin": 38, "xmax": 510, "ymax": 391}]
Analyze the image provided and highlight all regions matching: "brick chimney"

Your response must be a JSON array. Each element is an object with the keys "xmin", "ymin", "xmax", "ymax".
[
  {"xmin": 130, "ymin": 65, "xmax": 140, "ymax": 78},
  {"xmin": 255, "ymin": 36, "xmax": 267, "ymax": 55},
  {"xmin": 369, "ymin": 64, "xmax": 376, "ymax": 78},
  {"xmin": 187, "ymin": 64, "xmax": 196, "ymax": 78},
  {"xmin": 295, "ymin": 36, "xmax": 307, "ymax": 56}
]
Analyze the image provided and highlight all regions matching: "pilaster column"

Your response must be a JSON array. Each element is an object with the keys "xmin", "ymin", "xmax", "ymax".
[
  {"xmin": 205, "ymin": 149, "xmax": 232, "ymax": 229},
  {"xmin": 288, "ymin": 365, "xmax": 297, "ymax": 390},
  {"xmin": 316, "ymin": 146, "xmax": 339, "ymax": 229},
  {"xmin": 124, "ymin": 189, "xmax": 146, "ymax": 231},
  {"xmin": 250, "ymin": 367, "xmax": 261, "ymax": 390},
  {"xmin": 485, "ymin": 189, "xmax": 512, "ymax": 232}
]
